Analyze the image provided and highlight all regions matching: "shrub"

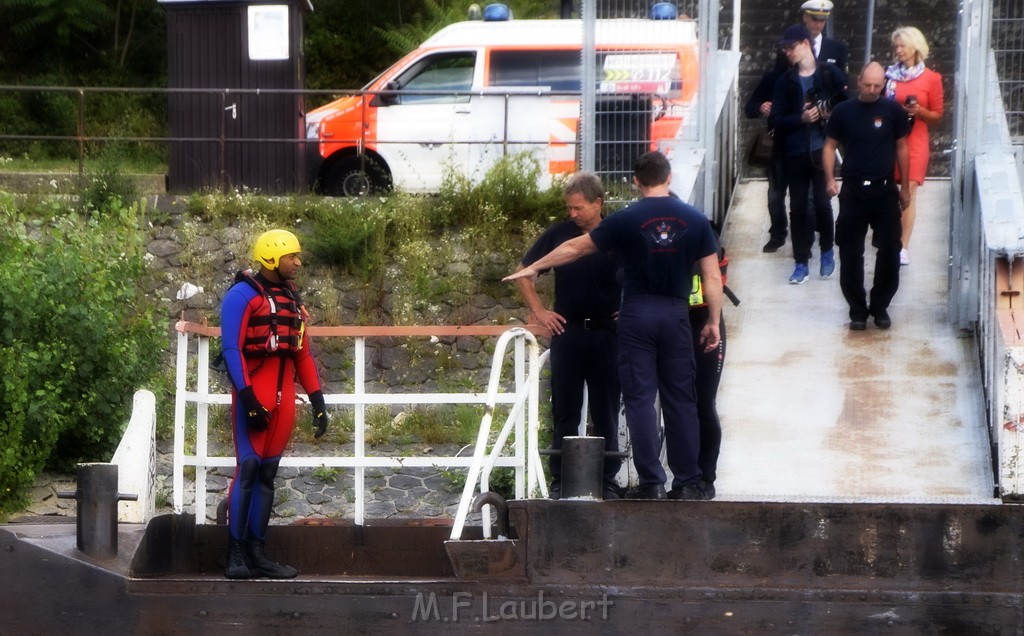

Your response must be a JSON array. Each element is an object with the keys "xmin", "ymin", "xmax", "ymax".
[{"xmin": 0, "ymin": 196, "xmax": 165, "ymax": 514}]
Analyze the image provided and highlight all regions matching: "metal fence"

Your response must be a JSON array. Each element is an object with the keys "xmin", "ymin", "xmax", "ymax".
[
  {"xmin": 952, "ymin": 0, "xmax": 1024, "ymax": 498},
  {"xmin": 173, "ymin": 322, "xmax": 549, "ymax": 540},
  {"xmin": 992, "ymin": 0, "xmax": 1024, "ymax": 141},
  {"xmin": 0, "ymin": 0, "xmax": 734, "ymax": 208}
]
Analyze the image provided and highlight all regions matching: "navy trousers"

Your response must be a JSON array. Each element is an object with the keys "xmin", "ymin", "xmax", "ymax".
[
  {"xmin": 617, "ymin": 295, "xmax": 701, "ymax": 489},
  {"xmin": 548, "ymin": 324, "xmax": 621, "ymax": 485}
]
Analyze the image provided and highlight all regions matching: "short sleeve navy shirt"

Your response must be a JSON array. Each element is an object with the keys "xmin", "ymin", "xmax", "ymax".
[
  {"xmin": 589, "ymin": 196, "xmax": 718, "ymax": 298},
  {"xmin": 825, "ymin": 97, "xmax": 911, "ymax": 180},
  {"xmin": 522, "ymin": 220, "xmax": 622, "ymax": 320}
]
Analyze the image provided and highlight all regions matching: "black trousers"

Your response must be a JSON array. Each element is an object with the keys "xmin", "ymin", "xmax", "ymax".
[
  {"xmin": 548, "ymin": 324, "xmax": 621, "ymax": 485},
  {"xmin": 689, "ymin": 306, "xmax": 726, "ymax": 484},
  {"xmin": 766, "ymin": 149, "xmax": 789, "ymax": 241},
  {"xmin": 835, "ymin": 183, "xmax": 902, "ymax": 319},
  {"xmin": 786, "ymin": 148, "xmax": 834, "ymax": 264}
]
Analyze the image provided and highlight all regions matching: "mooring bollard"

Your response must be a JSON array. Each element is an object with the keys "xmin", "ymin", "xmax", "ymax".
[
  {"xmin": 57, "ymin": 463, "xmax": 138, "ymax": 559},
  {"xmin": 560, "ymin": 436, "xmax": 605, "ymax": 499}
]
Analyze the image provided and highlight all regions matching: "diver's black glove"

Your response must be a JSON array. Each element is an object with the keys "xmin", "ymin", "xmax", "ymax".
[
  {"xmin": 238, "ymin": 386, "xmax": 270, "ymax": 432},
  {"xmin": 309, "ymin": 390, "xmax": 329, "ymax": 439}
]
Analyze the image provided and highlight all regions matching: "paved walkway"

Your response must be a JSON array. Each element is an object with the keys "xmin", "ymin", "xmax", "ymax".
[{"xmin": 715, "ymin": 179, "xmax": 994, "ymax": 502}]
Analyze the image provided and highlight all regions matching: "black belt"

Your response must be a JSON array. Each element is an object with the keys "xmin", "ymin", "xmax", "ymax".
[
  {"xmin": 565, "ymin": 318, "xmax": 617, "ymax": 330},
  {"xmin": 853, "ymin": 177, "xmax": 891, "ymax": 187}
]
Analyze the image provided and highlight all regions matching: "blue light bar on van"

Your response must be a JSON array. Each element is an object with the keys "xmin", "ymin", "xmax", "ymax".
[
  {"xmin": 649, "ymin": 2, "xmax": 678, "ymax": 19},
  {"xmin": 483, "ymin": 3, "xmax": 511, "ymax": 21}
]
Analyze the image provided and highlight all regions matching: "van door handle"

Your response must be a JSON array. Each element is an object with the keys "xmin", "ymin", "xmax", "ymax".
[{"xmin": 455, "ymin": 105, "xmax": 471, "ymax": 114}]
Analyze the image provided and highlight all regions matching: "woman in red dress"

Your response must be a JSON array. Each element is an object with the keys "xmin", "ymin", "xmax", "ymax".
[{"xmin": 885, "ymin": 26, "xmax": 944, "ymax": 266}]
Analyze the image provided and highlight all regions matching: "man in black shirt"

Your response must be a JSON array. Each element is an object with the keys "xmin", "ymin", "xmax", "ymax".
[
  {"xmin": 516, "ymin": 172, "xmax": 622, "ymax": 500},
  {"xmin": 823, "ymin": 62, "xmax": 911, "ymax": 330},
  {"xmin": 506, "ymin": 153, "xmax": 723, "ymax": 501}
]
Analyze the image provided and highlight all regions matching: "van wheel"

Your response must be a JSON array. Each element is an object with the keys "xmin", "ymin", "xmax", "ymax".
[{"xmin": 323, "ymin": 157, "xmax": 390, "ymax": 197}]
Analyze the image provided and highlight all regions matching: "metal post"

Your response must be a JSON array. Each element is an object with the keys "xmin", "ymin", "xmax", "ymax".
[
  {"xmin": 57, "ymin": 463, "xmax": 138, "ymax": 559},
  {"xmin": 77, "ymin": 89, "xmax": 85, "ymax": 194},
  {"xmin": 561, "ymin": 436, "xmax": 604, "ymax": 499},
  {"xmin": 863, "ymin": 0, "xmax": 876, "ymax": 65},
  {"xmin": 580, "ymin": 0, "xmax": 596, "ymax": 172},
  {"xmin": 699, "ymin": 0, "xmax": 720, "ymax": 217},
  {"xmin": 218, "ymin": 91, "xmax": 226, "ymax": 193}
]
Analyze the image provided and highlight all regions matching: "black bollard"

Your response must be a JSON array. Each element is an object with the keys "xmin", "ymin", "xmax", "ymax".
[
  {"xmin": 57, "ymin": 463, "xmax": 138, "ymax": 559},
  {"xmin": 561, "ymin": 436, "xmax": 605, "ymax": 500}
]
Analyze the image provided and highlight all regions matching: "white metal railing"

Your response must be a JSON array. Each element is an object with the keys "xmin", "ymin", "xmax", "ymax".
[
  {"xmin": 953, "ymin": 0, "xmax": 1024, "ymax": 498},
  {"xmin": 172, "ymin": 322, "xmax": 549, "ymax": 531}
]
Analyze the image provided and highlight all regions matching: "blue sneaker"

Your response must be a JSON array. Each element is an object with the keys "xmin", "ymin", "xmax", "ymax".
[
  {"xmin": 820, "ymin": 250, "xmax": 836, "ymax": 278},
  {"xmin": 788, "ymin": 263, "xmax": 809, "ymax": 284}
]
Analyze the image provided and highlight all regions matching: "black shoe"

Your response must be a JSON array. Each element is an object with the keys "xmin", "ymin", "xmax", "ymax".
[
  {"xmin": 762, "ymin": 237, "xmax": 785, "ymax": 253},
  {"xmin": 700, "ymin": 480, "xmax": 716, "ymax": 500},
  {"xmin": 667, "ymin": 482, "xmax": 708, "ymax": 500},
  {"xmin": 224, "ymin": 538, "xmax": 253, "ymax": 579},
  {"xmin": 850, "ymin": 318, "xmax": 867, "ymax": 331},
  {"xmin": 245, "ymin": 540, "xmax": 298, "ymax": 579},
  {"xmin": 602, "ymin": 485, "xmax": 621, "ymax": 500},
  {"xmin": 872, "ymin": 308, "xmax": 892, "ymax": 329},
  {"xmin": 624, "ymin": 484, "xmax": 666, "ymax": 500},
  {"xmin": 548, "ymin": 482, "xmax": 561, "ymax": 501}
]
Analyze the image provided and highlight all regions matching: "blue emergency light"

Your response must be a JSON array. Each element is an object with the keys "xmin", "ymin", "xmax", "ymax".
[
  {"xmin": 483, "ymin": 3, "xmax": 511, "ymax": 21},
  {"xmin": 649, "ymin": 2, "xmax": 678, "ymax": 19}
]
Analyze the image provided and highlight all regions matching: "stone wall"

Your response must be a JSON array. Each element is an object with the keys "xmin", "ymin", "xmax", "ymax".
[
  {"xmin": 145, "ymin": 209, "xmax": 535, "ymax": 395},
  {"xmin": 728, "ymin": 0, "xmax": 957, "ymax": 178}
]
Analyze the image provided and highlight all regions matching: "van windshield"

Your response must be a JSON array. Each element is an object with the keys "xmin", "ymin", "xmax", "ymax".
[
  {"xmin": 393, "ymin": 52, "xmax": 475, "ymax": 104},
  {"xmin": 488, "ymin": 50, "xmax": 682, "ymax": 95}
]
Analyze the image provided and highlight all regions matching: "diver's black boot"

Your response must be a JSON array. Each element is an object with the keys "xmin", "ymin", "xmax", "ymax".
[
  {"xmin": 246, "ymin": 539, "xmax": 298, "ymax": 579},
  {"xmin": 224, "ymin": 539, "xmax": 252, "ymax": 579}
]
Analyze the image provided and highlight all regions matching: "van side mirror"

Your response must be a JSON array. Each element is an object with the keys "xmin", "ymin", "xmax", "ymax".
[{"xmin": 371, "ymin": 80, "xmax": 401, "ymax": 107}]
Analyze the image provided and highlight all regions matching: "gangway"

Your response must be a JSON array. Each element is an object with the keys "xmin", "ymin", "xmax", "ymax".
[{"xmin": 716, "ymin": 179, "xmax": 995, "ymax": 502}]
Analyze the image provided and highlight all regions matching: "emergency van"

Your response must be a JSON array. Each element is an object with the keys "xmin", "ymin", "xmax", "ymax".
[{"xmin": 305, "ymin": 4, "xmax": 698, "ymax": 196}]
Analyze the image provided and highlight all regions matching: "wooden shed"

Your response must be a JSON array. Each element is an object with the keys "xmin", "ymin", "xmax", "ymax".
[{"xmin": 161, "ymin": 0, "xmax": 311, "ymax": 194}]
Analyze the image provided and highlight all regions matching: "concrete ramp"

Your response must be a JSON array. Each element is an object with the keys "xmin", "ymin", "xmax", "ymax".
[{"xmin": 716, "ymin": 179, "xmax": 994, "ymax": 502}]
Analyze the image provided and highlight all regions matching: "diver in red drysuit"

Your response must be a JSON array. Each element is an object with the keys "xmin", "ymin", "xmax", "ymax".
[{"xmin": 220, "ymin": 229, "xmax": 329, "ymax": 579}]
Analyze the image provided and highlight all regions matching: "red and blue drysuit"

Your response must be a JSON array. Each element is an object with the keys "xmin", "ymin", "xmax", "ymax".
[{"xmin": 220, "ymin": 271, "xmax": 322, "ymax": 542}]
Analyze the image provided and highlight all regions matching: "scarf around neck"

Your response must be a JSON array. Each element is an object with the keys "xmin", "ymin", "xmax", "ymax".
[{"xmin": 885, "ymin": 62, "xmax": 925, "ymax": 98}]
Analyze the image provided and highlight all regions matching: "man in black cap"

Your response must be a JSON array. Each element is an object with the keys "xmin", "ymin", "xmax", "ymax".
[
  {"xmin": 801, "ymin": 0, "xmax": 848, "ymax": 74},
  {"xmin": 769, "ymin": 23, "xmax": 847, "ymax": 285}
]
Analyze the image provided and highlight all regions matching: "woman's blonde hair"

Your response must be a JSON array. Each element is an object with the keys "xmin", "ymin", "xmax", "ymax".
[{"xmin": 892, "ymin": 26, "xmax": 930, "ymax": 64}]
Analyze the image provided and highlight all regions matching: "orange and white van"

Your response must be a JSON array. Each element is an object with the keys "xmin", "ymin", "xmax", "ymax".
[{"xmin": 305, "ymin": 5, "xmax": 698, "ymax": 195}]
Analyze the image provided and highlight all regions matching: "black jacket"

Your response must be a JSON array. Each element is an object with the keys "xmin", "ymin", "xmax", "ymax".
[
  {"xmin": 817, "ymin": 36, "xmax": 848, "ymax": 74},
  {"xmin": 744, "ymin": 54, "xmax": 790, "ymax": 121},
  {"xmin": 767, "ymin": 62, "xmax": 849, "ymax": 140}
]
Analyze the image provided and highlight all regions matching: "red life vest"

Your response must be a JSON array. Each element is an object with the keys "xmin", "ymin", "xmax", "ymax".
[{"xmin": 237, "ymin": 270, "xmax": 310, "ymax": 358}]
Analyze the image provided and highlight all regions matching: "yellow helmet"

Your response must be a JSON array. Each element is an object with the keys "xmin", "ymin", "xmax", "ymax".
[{"xmin": 252, "ymin": 229, "xmax": 301, "ymax": 270}]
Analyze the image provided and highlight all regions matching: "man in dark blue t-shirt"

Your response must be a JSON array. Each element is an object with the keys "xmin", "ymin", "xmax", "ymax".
[
  {"xmin": 515, "ymin": 172, "xmax": 622, "ymax": 500},
  {"xmin": 505, "ymin": 152, "xmax": 723, "ymax": 500},
  {"xmin": 823, "ymin": 61, "xmax": 911, "ymax": 330}
]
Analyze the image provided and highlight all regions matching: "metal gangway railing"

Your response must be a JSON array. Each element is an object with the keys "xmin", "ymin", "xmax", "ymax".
[
  {"xmin": 172, "ymin": 321, "xmax": 549, "ymax": 539},
  {"xmin": 953, "ymin": 0, "xmax": 1024, "ymax": 498}
]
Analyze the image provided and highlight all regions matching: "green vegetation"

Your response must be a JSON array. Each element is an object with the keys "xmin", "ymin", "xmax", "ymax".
[{"xmin": 0, "ymin": 190, "xmax": 165, "ymax": 516}]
